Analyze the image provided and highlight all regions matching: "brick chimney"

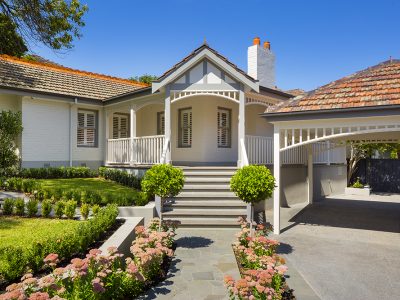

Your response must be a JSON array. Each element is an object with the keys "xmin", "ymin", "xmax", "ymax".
[{"xmin": 247, "ymin": 37, "xmax": 276, "ymax": 88}]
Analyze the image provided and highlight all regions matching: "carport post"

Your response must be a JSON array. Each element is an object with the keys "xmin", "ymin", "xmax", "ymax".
[
  {"xmin": 273, "ymin": 127, "xmax": 281, "ymax": 235},
  {"xmin": 307, "ymin": 144, "xmax": 313, "ymax": 204}
]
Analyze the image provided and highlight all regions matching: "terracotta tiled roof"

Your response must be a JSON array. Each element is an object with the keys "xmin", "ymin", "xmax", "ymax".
[
  {"xmin": 284, "ymin": 89, "xmax": 306, "ymax": 97},
  {"xmin": 0, "ymin": 55, "xmax": 148, "ymax": 101},
  {"xmin": 267, "ymin": 59, "xmax": 400, "ymax": 113}
]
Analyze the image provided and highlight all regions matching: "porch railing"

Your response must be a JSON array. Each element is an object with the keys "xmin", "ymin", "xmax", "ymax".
[
  {"xmin": 107, "ymin": 135, "xmax": 165, "ymax": 165},
  {"xmin": 245, "ymin": 135, "xmax": 346, "ymax": 165}
]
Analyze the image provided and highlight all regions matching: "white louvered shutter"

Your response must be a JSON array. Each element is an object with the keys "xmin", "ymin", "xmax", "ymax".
[
  {"xmin": 77, "ymin": 110, "xmax": 96, "ymax": 146},
  {"xmin": 217, "ymin": 108, "xmax": 231, "ymax": 148},
  {"xmin": 157, "ymin": 112, "xmax": 165, "ymax": 135},
  {"xmin": 180, "ymin": 109, "xmax": 192, "ymax": 147},
  {"xmin": 112, "ymin": 115, "xmax": 129, "ymax": 139}
]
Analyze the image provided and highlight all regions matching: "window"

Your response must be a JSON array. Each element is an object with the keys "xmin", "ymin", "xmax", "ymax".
[
  {"xmin": 77, "ymin": 110, "xmax": 97, "ymax": 147},
  {"xmin": 112, "ymin": 114, "xmax": 129, "ymax": 139},
  {"xmin": 217, "ymin": 107, "xmax": 231, "ymax": 148},
  {"xmin": 178, "ymin": 108, "xmax": 192, "ymax": 147},
  {"xmin": 157, "ymin": 111, "xmax": 165, "ymax": 135}
]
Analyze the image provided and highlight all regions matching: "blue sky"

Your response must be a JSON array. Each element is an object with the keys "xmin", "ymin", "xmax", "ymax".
[{"xmin": 31, "ymin": 0, "xmax": 400, "ymax": 91}]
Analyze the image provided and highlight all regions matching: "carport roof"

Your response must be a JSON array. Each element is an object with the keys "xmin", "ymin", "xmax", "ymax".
[{"xmin": 265, "ymin": 59, "xmax": 400, "ymax": 115}]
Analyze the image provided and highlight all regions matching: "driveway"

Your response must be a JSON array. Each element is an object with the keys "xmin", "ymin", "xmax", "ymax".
[{"xmin": 269, "ymin": 194, "xmax": 400, "ymax": 300}]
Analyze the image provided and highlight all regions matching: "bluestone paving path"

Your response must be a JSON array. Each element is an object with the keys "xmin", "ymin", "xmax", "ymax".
[{"xmin": 141, "ymin": 229, "xmax": 240, "ymax": 300}]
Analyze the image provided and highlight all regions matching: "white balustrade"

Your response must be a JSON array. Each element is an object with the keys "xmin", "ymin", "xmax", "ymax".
[{"xmin": 107, "ymin": 135, "xmax": 165, "ymax": 165}]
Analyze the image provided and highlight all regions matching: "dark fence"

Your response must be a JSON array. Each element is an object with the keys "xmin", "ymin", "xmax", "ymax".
[{"xmin": 350, "ymin": 159, "xmax": 400, "ymax": 193}]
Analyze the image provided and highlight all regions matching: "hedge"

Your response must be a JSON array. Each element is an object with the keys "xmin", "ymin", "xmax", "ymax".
[
  {"xmin": 99, "ymin": 167, "xmax": 141, "ymax": 190},
  {"xmin": 0, "ymin": 204, "xmax": 119, "ymax": 283},
  {"xmin": 18, "ymin": 166, "xmax": 97, "ymax": 179}
]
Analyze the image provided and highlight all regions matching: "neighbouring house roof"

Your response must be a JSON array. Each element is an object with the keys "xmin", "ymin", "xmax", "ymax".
[
  {"xmin": 284, "ymin": 88, "xmax": 306, "ymax": 97},
  {"xmin": 265, "ymin": 59, "xmax": 400, "ymax": 114},
  {"xmin": 0, "ymin": 55, "xmax": 148, "ymax": 101}
]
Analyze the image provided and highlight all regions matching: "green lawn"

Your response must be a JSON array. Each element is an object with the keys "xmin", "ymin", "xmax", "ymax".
[
  {"xmin": 38, "ymin": 177, "xmax": 138, "ymax": 198},
  {"xmin": 0, "ymin": 217, "xmax": 81, "ymax": 248}
]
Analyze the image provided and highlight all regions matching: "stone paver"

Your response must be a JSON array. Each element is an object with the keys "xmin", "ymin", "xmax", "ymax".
[{"xmin": 141, "ymin": 229, "xmax": 240, "ymax": 300}]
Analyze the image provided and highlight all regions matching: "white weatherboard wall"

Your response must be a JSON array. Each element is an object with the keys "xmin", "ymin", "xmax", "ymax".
[
  {"xmin": 171, "ymin": 95, "xmax": 238, "ymax": 165},
  {"xmin": 21, "ymin": 98, "xmax": 104, "ymax": 168},
  {"xmin": 22, "ymin": 98, "xmax": 70, "ymax": 166}
]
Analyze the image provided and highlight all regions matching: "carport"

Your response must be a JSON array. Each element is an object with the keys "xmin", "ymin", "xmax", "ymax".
[{"xmin": 263, "ymin": 59, "xmax": 400, "ymax": 234}]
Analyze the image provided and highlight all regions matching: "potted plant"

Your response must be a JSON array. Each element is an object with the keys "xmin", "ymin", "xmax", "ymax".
[
  {"xmin": 230, "ymin": 165, "xmax": 275, "ymax": 236},
  {"xmin": 345, "ymin": 177, "xmax": 371, "ymax": 196},
  {"xmin": 141, "ymin": 164, "xmax": 185, "ymax": 230}
]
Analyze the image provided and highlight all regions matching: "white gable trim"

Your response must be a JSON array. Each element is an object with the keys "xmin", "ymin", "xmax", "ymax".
[{"xmin": 152, "ymin": 48, "xmax": 259, "ymax": 93}]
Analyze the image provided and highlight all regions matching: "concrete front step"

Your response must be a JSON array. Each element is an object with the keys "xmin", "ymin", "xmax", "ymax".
[
  {"xmin": 163, "ymin": 208, "xmax": 246, "ymax": 216},
  {"xmin": 167, "ymin": 200, "xmax": 246, "ymax": 207},
  {"xmin": 183, "ymin": 171, "xmax": 235, "ymax": 177},
  {"xmin": 162, "ymin": 217, "xmax": 240, "ymax": 228},
  {"xmin": 176, "ymin": 191, "xmax": 237, "ymax": 198},
  {"xmin": 183, "ymin": 184, "xmax": 231, "ymax": 190},
  {"xmin": 184, "ymin": 177, "xmax": 231, "ymax": 183}
]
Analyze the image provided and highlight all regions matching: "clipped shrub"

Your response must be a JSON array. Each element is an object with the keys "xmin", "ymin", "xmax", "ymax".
[
  {"xmin": 35, "ymin": 189, "xmax": 46, "ymax": 201},
  {"xmin": 135, "ymin": 192, "xmax": 149, "ymax": 206},
  {"xmin": 72, "ymin": 189, "xmax": 82, "ymax": 204},
  {"xmin": 92, "ymin": 204, "xmax": 100, "ymax": 216},
  {"xmin": 41, "ymin": 200, "xmax": 52, "ymax": 218},
  {"xmin": 53, "ymin": 188, "xmax": 64, "ymax": 201},
  {"xmin": 98, "ymin": 166, "xmax": 107, "ymax": 177},
  {"xmin": 54, "ymin": 201, "xmax": 65, "ymax": 218},
  {"xmin": 80, "ymin": 203, "xmax": 90, "ymax": 220},
  {"xmin": 44, "ymin": 189, "xmax": 54, "ymax": 201},
  {"xmin": 14, "ymin": 198, "xmax": 25, "ymax": 216},
  {"xmin": 85, "ymin": 190, "xmax": 102, "ymax": 205},
  {"xmin": 63, "ymin": 189, "xmax": 75, "ymax": 201},
  {"xmin": 64, "ymin": 200, "xmax": 77, "ymax": 219},
  {"xmin": 22, "ymin": 179, "xmax": 41, "ymax": 193},
  {"xmin": 101, "ymin": 168, "xmax": 141, "ymax": 189},
  {"xmin": 2, "ymin": 198, "xmax": 15, "ymax": 215},
  {"xmin": 352, "ymin": 177, "xmax": 364, "ymax": 188},
  {"xmin": 26, "ymin": 199, "xmax": 39, "ymax": 217}
]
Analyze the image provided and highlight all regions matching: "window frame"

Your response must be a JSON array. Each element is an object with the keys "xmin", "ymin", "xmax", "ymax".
[
  {"xmin": 178, "ymin": 107, "xmax": 192, "ymax": 148},
  {"xmin": 217, "ymin": 106, "xmax": 232, "ymax": 148},
  {"xmin": 157, "ymin": 111, "xmax": 165, "ymax": 135},
  {"xmin": 77, "ymin": 109, "xmax": 98, "ymax": 148}
]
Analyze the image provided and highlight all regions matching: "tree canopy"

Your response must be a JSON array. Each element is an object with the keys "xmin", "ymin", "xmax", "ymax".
[
  {"xmin": 129, "ymin": 74, "xmax": 158, "ymax": 85},
  {"xmin": 0, "ymin": 0, "xmax": 88, "ymax": 56}
]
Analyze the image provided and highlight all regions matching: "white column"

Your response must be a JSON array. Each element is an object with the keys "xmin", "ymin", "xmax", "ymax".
[
  {"xmin": 69, "ymin": 103, "xmax": 73, "ymax": 167},
  {"xmin": 273, "ymin": 126, "xmax": 281, "ymax": 235},
  {"xmin": 165, "ymin": 87, "xmax": 171, "ymax": 164},
  {"xmin": 130, "ymin": 107, "xmax": 136, "ymax": 165},
  {"xmin": 105, "ymin": 110, "xmax": 110, "ymax": 164},
  {"xmin": 238, "ymin": 88, "xmax": 245, "ymax": 167},
  {"xmin": 307, "ymin": 144, "xmax": 314, "ymax": 204}
]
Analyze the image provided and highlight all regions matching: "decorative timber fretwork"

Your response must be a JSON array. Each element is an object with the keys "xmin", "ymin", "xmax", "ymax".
[
  {"xmin": 280, "ymin": 122, "xmax": 400, "ymax": 151},
  {"xmin": 170, "ymin": 90, "xmax": 239, "ymax": 103}
]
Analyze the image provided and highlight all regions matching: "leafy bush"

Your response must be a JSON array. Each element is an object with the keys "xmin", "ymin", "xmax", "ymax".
[
  {"xmin": 18, "ymin": 166, "xmax": 96, "ymax": 179},
  {"xmin": 2, "ymin": 198, "xmax": 14, "ymax": 215},
  {"xmin": 35, "ymin": 189, "xmax": 46, "ymax": 201},
  {"xmin": 141, "ymin": 164, "xmax": 185, "ymax": 198},
  {"xmin": 0, "ymin": 205, "xmax": 119, "ymax": 283},
  {"xmin": 135, "ymin": 191, "xmax": 149, "ymax": 206},
  {"xmin": 54, "ymin": 201, "xmax": 65, "ymax": 218},
  {"xmin": 80, "ymin": 203, "xmax": 90, "ymax": 220},
  {"xmin": 53, "ymin": 188, "xmax": 64, "ymax": 201},
  {"xmin": 1, "ymin": 177, "xmax": 41, "ymax": 193},
  {"xmin": 26, "ymin": 199, "xmax": 39, "ymax": 217},
  {"xmin": 22, "ymin": 179, "xmax": 41, "ymax": 193},
  {"xmin": 100, "ymin": 168, "xmax": 141, "ymax": 189},
  {"xmin": 41, "ymin": 200, "xmax": 52, "ymax": 218},
  {"xmin": 92, "ymin": 204, "xmax": 100, "ymax": 216},
  {"xmin": 85, "ymin": 190, "xmax": 102, "ymax": 205},
  {"xmin": 64, "ymin": 200, "xmax": 77, "ymax": 219},
  {"xmin": 352, "ymin": 177, "xmax": 364, "ymax": 189},
  {"xmin": 230, "ymin": 165, "xmax": 275, "ymax": 205},
  {"xmin": 14, "ymin": 198, "xmax": 25, "ymax": 216}
]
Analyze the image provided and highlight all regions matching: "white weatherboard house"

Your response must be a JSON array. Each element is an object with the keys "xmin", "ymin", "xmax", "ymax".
[{"xmin": 1, "ymin": 38, "xmax": 399, "ymax": 232}]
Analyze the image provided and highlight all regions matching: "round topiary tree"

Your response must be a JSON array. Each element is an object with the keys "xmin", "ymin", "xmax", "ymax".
[
  {"xmin": 141, "ymin": 164, "xmax": 185, "ymax": 230},
  {"xmin": 230, "ymin": 165, "xmax": 275, "ymax": 235}
]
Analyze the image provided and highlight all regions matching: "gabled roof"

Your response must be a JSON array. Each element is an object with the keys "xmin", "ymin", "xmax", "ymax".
[
  {"xmin": 265, "ymin": 59, "xmax": 400, "ymax": 114},
  {"xmin": 152, "ymin": 44, "xmax": 259, "ymax": 93},
  {"xmin": 0, "ymin": 55, "xmax": 148, "ymax": 101}
]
